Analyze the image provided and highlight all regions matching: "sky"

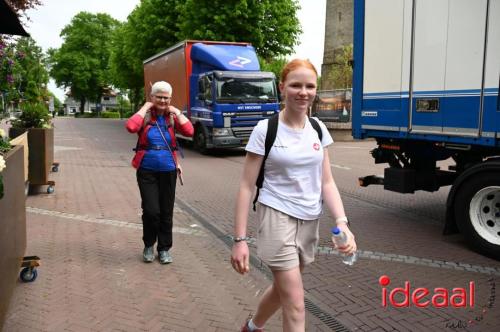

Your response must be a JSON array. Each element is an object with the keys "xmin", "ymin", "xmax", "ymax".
[{"xmin": 24, "ymin": 0, "xmax": 326, "ymax": 101}]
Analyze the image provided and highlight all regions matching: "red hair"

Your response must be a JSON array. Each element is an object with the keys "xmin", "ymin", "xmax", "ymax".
[{"xmin": 280, "ymin": 59, "xmax": 318, "ymax": 83}]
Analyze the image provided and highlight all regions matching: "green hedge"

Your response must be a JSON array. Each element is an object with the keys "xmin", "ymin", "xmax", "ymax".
[
  {"xmin": 101, "ymin": 111, "xmax": 120, "ymax": 119},
  {"xmin": 74, "ymin": 112, "xmax": 94, "ymax": 118},
  {"xmin": 74, "ymin": 111, "xmax": 121, "ymax": 118}
]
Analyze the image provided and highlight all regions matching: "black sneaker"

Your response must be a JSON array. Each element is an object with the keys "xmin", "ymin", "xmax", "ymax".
[
  {"xmin": 159, "ymin": 250, "xmax": 172, "ymax": 264},
  {"xmin": 143, "ymin": 246, "xmax": 154, "ymax": 262}
]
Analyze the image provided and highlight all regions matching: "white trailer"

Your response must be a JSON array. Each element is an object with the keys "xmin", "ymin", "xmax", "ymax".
[{"xmin": 353, "ymin": 0, "xmax": 500, "ymax": 258}]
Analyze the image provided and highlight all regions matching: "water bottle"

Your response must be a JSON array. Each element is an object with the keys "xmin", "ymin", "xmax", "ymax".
[{"xmin": 331, "ymin": 227, "xmax": 358, "ymax": 266}]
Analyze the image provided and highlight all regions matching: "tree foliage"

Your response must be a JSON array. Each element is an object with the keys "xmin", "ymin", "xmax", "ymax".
[
  {"xmin": 0, "ymin": 37, "xmax": 49, "ymax": 112},
  {"xmin": 108, "ymin": 0, "xmax": 302, "ymax": 108},
  {"xmin": 6, "ymin": 0, "xmax": 41, "ymax": 15},
  {"xmin": 259, "ymin": 57, "xmax": 288, "ymax": 83},
  {"xmin": 109, "ymin": 0, "xmax": 183, "ymax": 108},
  {"xmin": 0, "ymin": 40, "xmax": 19, "ymax": 108},
  {"xmin": 15, "ymin": 37, "xmax": 49, "ymax": 102},
  {"xmin": 326, "ymin": 44, "xmax": 353, "ymax": 89},
  {"xmin": 177, "ymin": 0, "xmax": 301, "ymax": 60},
  {"xmin": 48, "ymin": 12, "xmax": 119, "ymax": 113}
]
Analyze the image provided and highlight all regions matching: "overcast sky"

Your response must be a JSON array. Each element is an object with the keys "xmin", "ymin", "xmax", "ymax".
[{"xmin": 24, "ymin": 0, "xmax": 326, "ymax": 101}]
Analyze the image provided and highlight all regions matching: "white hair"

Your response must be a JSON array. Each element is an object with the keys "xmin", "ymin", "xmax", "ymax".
[{"xmin": 151, "ymin": 81, "xmax": 172, "ymax": 96}]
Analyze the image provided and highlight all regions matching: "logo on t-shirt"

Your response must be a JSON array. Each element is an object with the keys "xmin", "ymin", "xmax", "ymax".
[{"xmin": 313, "ymin": 143, "xmax": 320, "ymax": 151}]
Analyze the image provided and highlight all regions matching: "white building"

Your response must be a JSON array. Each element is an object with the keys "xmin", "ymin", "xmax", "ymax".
[{"xmin": 63, "ymin": 89, "xmax": 119, "ymax": 115}]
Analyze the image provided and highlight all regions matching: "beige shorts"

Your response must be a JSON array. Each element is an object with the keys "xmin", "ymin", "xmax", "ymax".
[{"xmin": 256, "ymin": 204, "xmax": 320, "ymax": 271}]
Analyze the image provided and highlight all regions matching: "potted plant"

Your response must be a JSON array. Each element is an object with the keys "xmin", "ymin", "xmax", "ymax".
[
  {"xmin": 9, "ymin": 102, "xmax": 55, "ymax": 192},
  {"xmin": 0, "ymin": 128, "xmax": 27, "ymax": 326}
]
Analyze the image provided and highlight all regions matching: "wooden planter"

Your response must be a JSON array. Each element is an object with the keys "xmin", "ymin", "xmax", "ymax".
[
  {"xmin": 9, "ymin": 132, "xmax": 29, "ymax": 186},
  {"xmin": 8, "ymin": 127, "xmax": 26, "ymax": 140},
  {"xmin": 0, "ymin": 145, "xmax": 27, "ymax": 326},
  {"xmin": 26, "ymin": 128, "xmax": 54, "ymax": 186},
  {"xmin": 9, "ymin": 127, "xmax": 54, "ymax": 186}
]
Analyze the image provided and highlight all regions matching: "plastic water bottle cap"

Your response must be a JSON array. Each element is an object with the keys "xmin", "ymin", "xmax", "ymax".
[{"xmin": 331, "ymin": 227, "xmax": 341, "ymax": 235}]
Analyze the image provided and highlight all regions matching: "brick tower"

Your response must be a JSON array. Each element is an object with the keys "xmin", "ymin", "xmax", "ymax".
[{"xmin": 321, "ymin": 0, "xmax": 353, "ymax": 90}]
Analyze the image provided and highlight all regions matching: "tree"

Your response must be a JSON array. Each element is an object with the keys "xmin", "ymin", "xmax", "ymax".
[
  {"xmin": 14, "ymin": 37, "xmax": 49, "ymax": 103},
  {"xmin": 48, "ymin": 91, "xmax": 62, "ymax": 113},
  {"xmin": 259, "ymin": 57, "xmax": 288, "ymax": 82},
  {"xmin": 109, "ymin": 0, "xmax": 301, "ymax": 110},
  {"xmin": 327, "ymin": 44, "xmax": 353, "ymax": 89},
  {"xmin": 48, "ymin": 12, "xmax": 119, "ymax": 113},
  {"xmin": 0, "ymin": 40, "xmax": 18, "ymax": 111},
  {"xmin": 0, "ymin": 37, "xmax": 49, "ymax": 112},
  {"xmin": 177, "ymin": 0, "xmax": 302, "ymax": 60},
  {"xmin": 7, "ymin": 0, "xmax": 41, "ymax": 15},
  {"xmin": 109, "ymin": 0, "xmax": 183, "ymax": 110}
]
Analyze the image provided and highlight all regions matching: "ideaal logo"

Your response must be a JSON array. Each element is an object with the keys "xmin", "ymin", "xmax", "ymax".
[
  {"xmin": 379, "ymin": 276, "xmax": 496, "ymax": 329},
  {"xmin": 445, "ymin": 277, "xmax": 496, "ymax": 329},
  {"xmin": 379, "ymin": 275, "xmax": 475, "ymax": 308}
]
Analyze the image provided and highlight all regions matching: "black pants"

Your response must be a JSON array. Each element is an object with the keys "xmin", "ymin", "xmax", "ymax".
[{"xmin": 136, "ymin": 168, "xmax": 177, "ymax": 252}]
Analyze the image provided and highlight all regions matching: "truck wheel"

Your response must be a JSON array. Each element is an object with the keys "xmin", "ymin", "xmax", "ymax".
[
  {"xmin": 194, "ymin": 126, "xmax": 208, "ymax": 154},
  {"xmin": 454, "ymin": 172, "xmax": 500, "ymax": 259}
]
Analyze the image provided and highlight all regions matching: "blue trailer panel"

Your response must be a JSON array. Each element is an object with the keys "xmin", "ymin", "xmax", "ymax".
[
  {"xmin": 353, "ymin": 0, "xmax": 499, "ymax": 147},
  {"xmin": 353, "ymin": 0, "xmax": 500, "ymax": 259}
]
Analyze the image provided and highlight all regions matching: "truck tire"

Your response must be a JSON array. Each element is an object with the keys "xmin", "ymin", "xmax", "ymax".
[
  {"xmin": 454, "ymin": 172, "xmax": 500, "ymax": 260},
  {"xmin": 194, "ymin": 125, "xmax": 209, "ymax": 154}
]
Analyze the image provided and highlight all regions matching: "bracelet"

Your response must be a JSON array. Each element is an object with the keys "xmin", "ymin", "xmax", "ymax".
[
  {"xmin": 335, "ymin": 216, "xmax": 350, "ymax": 226},
  {"xmin": 233, "ymin": 236, "xmax": 249, "ymax": 243}
]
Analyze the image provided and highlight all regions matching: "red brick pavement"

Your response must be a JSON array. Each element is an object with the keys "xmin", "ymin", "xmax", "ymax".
[
  {"xmin": 3, "ymin": 118, "xmax": 500, "ymax": 332},
  {"xmin": 2, "ymin": 119, "xmax": 328, "ymax": 331}
]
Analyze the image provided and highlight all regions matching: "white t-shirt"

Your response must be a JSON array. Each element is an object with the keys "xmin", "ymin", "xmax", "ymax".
[{"xmin": 246, "ymin": 117, "xmax": 334, "ymax": 220}]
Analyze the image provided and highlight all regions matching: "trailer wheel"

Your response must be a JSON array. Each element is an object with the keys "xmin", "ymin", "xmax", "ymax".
[
  {"xmin": 194, "ymin": 125, "xmax": 208, "ymax": 154},
  {"xmin": 454, "ymin": 172, "xmax": 500, "ymax": 259}
]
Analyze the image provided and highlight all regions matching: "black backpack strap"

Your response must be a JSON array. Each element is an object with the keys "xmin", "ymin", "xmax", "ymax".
[
  {"xmin": 253, "ymin": 113, "xmax": 279, "ymax": 211},
  {"xmin": 309, "ymin": 117, "xmax": 323, "ymax": 142}
]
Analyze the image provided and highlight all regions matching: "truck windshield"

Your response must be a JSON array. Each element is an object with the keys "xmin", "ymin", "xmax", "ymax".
[{"xmin": 216, "ymin": 77, "xmax": 277, "ymax": 103}]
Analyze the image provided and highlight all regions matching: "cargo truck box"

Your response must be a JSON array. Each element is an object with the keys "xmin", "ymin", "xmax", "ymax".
[
  {"xmin": 144, "ymin": 40, "xmax": 280, "ymax": 153},
  {"xmin": 352, "ymin": 0, "xmax": 500, "ymax": 259}
]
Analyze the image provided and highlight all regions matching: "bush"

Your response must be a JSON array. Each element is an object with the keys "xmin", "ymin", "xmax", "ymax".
[
  {"xmin": 123, "ymin": 109, "xmax": 135, "ymax": 118},
  {"xmin": 101, "ymin": 111, "xmax": 120, "ymax": 119},
  {"xmin": 10, "ymin": 102, "xmax": 51, "ymax": 129},
  {"xmin": 74, "ymin": 112, "xmax": 95, "ymax": 118}
]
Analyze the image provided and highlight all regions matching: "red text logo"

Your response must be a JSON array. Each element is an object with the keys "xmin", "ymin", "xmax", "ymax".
[{"xmin": 379, "ymin": 275, "xmax": 475, "ymax": 308}]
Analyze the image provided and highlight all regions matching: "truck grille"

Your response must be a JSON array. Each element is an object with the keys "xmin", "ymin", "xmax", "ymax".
[
  {"xmin": 232, "ymin": 127, "xmax": 254, "ymax": 138},
  {"xmin": 227, "ymin": 111, "xmax": 276, "ymax": 138}
]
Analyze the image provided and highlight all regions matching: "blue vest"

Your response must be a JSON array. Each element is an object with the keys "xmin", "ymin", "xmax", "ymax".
[{"xmin": 140, "ymin": 116, "xmax": 176, "ymax": 171}]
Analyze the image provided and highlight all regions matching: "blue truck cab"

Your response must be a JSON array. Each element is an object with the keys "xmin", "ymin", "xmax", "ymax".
[{"xmin": 144, "ymin": 40, "xmax": 280, "ymax": 153}]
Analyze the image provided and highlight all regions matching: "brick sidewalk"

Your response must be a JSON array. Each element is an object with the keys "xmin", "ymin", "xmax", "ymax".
[
  {"xmin": 5, "ymin": 118, "xmax": 499, "ymax": 331},
  {"xmin": 2, "ymin": 118, "xmax": 329, "ymax": 332}
]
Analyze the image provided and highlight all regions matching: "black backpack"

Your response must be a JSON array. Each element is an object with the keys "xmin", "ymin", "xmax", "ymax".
[{"xmin": 252, "ymin": 113, "xmax": 323, "ymax": 211}]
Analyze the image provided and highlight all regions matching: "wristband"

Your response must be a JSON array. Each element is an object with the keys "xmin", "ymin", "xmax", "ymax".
[
  {"xmin": 335, "ymin": 216, "xmax": 350, "ymax": 226},
  {"xmin": 233, "ymin": 236, "xmax": 249, "ymax": 243}
]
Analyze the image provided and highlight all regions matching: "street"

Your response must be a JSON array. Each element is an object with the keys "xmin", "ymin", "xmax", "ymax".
[{"xmin": 6, "ymin": 118, "xmax": 500, "ymax": 332}]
